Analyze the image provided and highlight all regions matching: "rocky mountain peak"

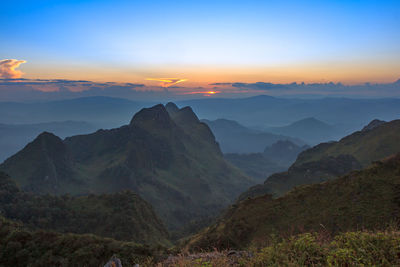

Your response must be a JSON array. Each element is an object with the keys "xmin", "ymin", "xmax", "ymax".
[{"xmin": 129, "ymin": 104, "xmax": 173, "ymax": 129}]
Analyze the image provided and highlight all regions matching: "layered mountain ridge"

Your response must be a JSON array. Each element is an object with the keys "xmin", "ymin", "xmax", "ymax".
[
  {"xmin": 0, "ymin": 103, "xmax": 253, "ymax": 230},
  {"xmin": 202, "ymin": 118, "xmax": 305, "ymax": 154},
  {"xmin": 238, "ymin": 119, "xmax": 400, "ymax": 200}
]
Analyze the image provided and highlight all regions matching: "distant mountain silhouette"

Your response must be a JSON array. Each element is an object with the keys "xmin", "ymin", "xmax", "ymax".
[
  {"xmin": 267, "ymin": 117, "xmax": 337, "ymax": 145},
  {"xmin": 263, "ymin": 140, "xmax": 310, "ymax": 167},
  {"xmin": 0, "ymin": 103, "xmax": 252, "ymax": 230},
  {"xmin": 224, "ymin": 153, "xmax": 286, "ymax": 182},
  {"xmin": 2, "ymin": 95, "xmax": 400, "ymax": 143},
  {"xmin": 224, "ymin": 140, "xmax": 308, "ymax": 182},
  {"xmin": 0, "ymin": 96, "xmax": 147, "ymax": 127},
  {"xmin": 179, "ymin": 96, "xmax": 400, "ymax": 140},
  {"xmin": 202, "ymin": 118, "xmax": 305, "ymax": 153}
]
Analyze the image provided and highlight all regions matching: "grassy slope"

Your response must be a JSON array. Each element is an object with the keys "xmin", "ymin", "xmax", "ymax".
[
  {"xmin": 187, "ymin": 153, "xmax": 400, "ymax": 250},
  {"xmin": 171, "ymin": 231, "xmax": 400, "ymax": 266}
]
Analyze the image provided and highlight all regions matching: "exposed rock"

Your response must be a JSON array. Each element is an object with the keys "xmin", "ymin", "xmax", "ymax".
[{"xmin": 104, "ymin": 255, "xmax": 122, "ymax": 267}]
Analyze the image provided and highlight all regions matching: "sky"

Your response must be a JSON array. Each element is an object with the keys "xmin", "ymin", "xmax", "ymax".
[{"xmin": 0, "ymin": 0, "xmax": 399, "ymax": 99}]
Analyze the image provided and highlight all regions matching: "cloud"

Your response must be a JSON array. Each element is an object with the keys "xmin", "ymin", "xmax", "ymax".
[
  {"xmin": 146, "ymin": 78, "xmax": 187, "ymax": 87},
  {"xmin": 209, "ymin": 82, "xmax": 233, "ymax": 86},
  {"xmin": 0, "ymin": 78, "xmax": 399, "ymax": 101},
  {"xmin": 231, "ymin": 82, "xmax": 296, "ymax": 90},
  {"xmin": 0, "ymin": 59, "xmax": 26, "ymax": 78}
]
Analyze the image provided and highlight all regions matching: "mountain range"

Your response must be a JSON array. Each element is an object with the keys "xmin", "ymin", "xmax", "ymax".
[
  {"xmin": 0, "ymin": 96, "xmax": 147, "ymax": 127},
  {"xmin": 263, "ymin": 140, "xmax": 310, "ymax": 166},
  {"xmin": 1, "ymin": 99, "xmax": 400, "ymax": 264},
  {"xmin": 239, "ymin": 119, "xmax": 400, "ymax": 200},
  {"xmin": 0, "ymin": 103, "xmax": 253, "ymax": 231},
  {"xmin": 224, "ymin": 140, "xmax": 309, "ymax": 182},
  {"xmin": 179, "ymin": 95, "xmax": 400, "ymax": 128},
  {"xmin": 2, "ymin": 95, "xmax": 400, "ymax": 146},
  {"xmin": 202, "ymin": 118, "xmax": 304, "ymax": 153},
  {"xmin": 266, "ymin": 117, "xmax": 339, "ymax": 145}
]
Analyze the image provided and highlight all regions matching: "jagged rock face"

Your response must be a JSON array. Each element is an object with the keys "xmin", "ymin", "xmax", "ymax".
[
  {"xmin": 167, "ymin": 105, "xmax": 221, "ymax": 155},
  {"xmin": 0, "ymin": 103, "xmax": 252, "ymax": 230}
]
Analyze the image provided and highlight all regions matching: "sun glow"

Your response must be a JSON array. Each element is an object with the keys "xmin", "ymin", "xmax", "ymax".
[{"xmin": 182, "ymin": 90, "xmax": 221, "ymax": 96}]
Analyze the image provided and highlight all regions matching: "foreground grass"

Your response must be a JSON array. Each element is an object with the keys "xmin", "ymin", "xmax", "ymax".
[
  {"xmin": 2, "ymin": 213, "xmax": 399, "ymax": 266},
  {"xmin": 163, "ymin": 230, "xmax": 400, "ymax": 266}
]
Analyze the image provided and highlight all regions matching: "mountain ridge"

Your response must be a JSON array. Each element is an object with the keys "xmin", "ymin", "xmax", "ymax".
[
  {"xmin": 0, "ymin": 103, "xmax": 253, "ymax": 231},
  {"xmin": 202, "ymin": 118, "xmax": 305, "ymax": 154},
  {"xmin": 238, "ymin": 118, "xmax": 400, "ymax": 200},
  {"xmin": 187, "ymin": 152, "xmax": 400, "ymax": 250}
]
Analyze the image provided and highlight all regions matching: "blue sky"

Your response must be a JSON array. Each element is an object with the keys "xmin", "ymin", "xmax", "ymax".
[{"xmin": 0, "ymin": 0, "xmax": 399, "ymax": 87}]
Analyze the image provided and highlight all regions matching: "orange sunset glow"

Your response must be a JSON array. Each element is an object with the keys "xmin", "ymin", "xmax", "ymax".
[{"xmin": 146, "ymin": 78, "xmax": 188, "ymax": 87}]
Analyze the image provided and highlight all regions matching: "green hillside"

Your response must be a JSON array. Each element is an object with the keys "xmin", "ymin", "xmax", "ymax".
[
  {"xmin": 0, "ymin": 171, "xmax": 169, "ymax": 245},
  {"xmin": 0, "ymin": 103, "xmax": 253, "ymax": 230},
  {"xmin": 0, "ymin": 215, "xmax": 160, "ymax": 266},
  {"xmin": 295, "ymin": 119, "xmax": 400, "ymax": 167},
  {"xmin": 239, "ymin": 119, "xmax": 400, "ymax": 199},
  {"xmin": 187, "ymin": 153, "xmax": 400, "ymax": 250}
]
